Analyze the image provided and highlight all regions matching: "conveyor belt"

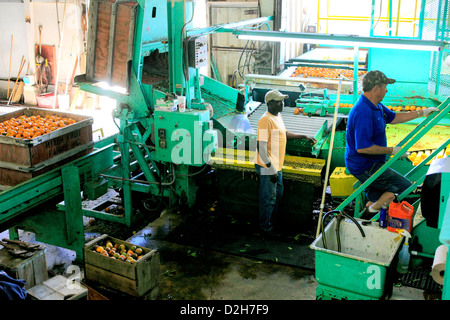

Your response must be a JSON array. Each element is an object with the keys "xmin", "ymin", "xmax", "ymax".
[
  {"xmin": 201, "ymin": 88, "xmax": 236, "ymax": 119},
  {"xmin": 247, "ymin": 103, "xmax": 339, "ymax": 138},
  {"xmin": 209, "ymin": 148, "xmax": 325, "ymax": 186}
]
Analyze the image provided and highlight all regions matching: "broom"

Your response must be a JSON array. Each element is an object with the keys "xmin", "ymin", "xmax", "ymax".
[
  {"xmin": 7, "ymin": 35, "xmax": 13, "ymax": 100},
  {"xmin": 7, "ymin": 56, "xmax": 26, "ymax": 105},
  {"xmin": 315, "ymin": 78, "xmax": 343, "ymax": 238}
]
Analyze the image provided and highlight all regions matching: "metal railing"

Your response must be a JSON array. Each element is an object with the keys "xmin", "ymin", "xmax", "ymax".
[{"xmin": 334, "ymin": 97, "xmax": 450, "ymax": 217}]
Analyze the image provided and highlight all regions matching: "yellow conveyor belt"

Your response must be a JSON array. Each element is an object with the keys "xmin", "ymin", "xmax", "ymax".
[{"xmin": 209, "ymin": 148, "xmax": 325, "ymax": 186}]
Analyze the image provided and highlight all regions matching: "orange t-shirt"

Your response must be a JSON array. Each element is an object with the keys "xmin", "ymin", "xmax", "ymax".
[{"xmin": 254, "ymin": 112, "xmax": 287, "ymax": 172}]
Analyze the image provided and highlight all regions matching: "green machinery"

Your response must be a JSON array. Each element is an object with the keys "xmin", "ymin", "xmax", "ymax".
[
  {"xmin": 0, "ymin": 0, "xmax": 267, "ymax": 260},
  {"xmin": 0, "ymin": 139, "xmax": 116, "ymax": 259},
  {"xmin": 295, "ymin": 89, "xmax": 351, "ymax": 117},
  {"xmin": 75, "ymin": 0, "xmax": 275, "ymax": 225},
  {"xmin": 235, "ymin": 1, "xmax": 450, "ymax": 299},
  {"xmin": 0, "ymin": 1, "xmax": 449, "ymax": 300}
]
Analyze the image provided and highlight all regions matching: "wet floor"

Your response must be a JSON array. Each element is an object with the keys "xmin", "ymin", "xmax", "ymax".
[
  {"xmin": 126, "ymin": 208, "xmax": 318, "ymax": 300},
  {"xmin": 1, "ymin": 187, "xmax": 438, "ymax": 301}
]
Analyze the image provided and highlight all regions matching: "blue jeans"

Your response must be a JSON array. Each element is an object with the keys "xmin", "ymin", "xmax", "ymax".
[
  {"xmin": 353, "ymin": 162, "xmax": 412, "ymax": 202},
  {"xmin": 255, "ymin": 164, "xmax": 284, "ymax": 232}
]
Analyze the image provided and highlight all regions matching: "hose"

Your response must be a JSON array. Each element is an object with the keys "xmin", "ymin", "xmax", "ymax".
[
  {"xmin": 336, "ymin": 212, "xmax": 366, "ymax": 253},
  {"xmin": 321, "ymin": 210, "xmax": 340, "ymax": 249},
  {"xmin": 336, "ymin": 214, "xmax": 343, "ymax": 252},
  {"xmin": 320, "ymin": 210, "xmax": 366, "ymax": 252}
]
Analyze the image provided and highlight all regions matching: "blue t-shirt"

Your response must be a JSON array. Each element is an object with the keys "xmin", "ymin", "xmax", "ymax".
[{"xmin": 345, "ymin": 95, "xmax": 396, "ymax": 176}]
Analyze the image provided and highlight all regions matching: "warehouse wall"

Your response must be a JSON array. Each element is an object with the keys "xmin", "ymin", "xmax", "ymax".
[{"xmin": 0, "ymin": 0, "xmax": 85, "ymax": 98}]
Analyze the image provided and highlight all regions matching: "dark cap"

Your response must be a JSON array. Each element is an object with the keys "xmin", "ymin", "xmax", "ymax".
[{"xmin": 362, "ymin": 70, "xmax": 396, "ymax": 92}]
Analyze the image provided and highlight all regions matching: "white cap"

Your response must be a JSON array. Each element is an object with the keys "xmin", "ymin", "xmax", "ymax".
[{"xmin": 265, "ymin": 90, "xmax": 289, "ymax": 104}]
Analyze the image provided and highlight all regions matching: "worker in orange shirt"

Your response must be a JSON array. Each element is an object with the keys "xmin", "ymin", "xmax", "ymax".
[{"xmin": 254, "ymin": 90, "xmax": 316, "ymax": 236}]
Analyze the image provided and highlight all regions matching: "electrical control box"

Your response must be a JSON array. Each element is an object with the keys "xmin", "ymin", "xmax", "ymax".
[
  {"xmin": 153, "ymin": 109, "xmax": 217, "ymax": 166},
  {"xmin": 188, "ymin": 36, "xmax": 207, "ymax": 68}
]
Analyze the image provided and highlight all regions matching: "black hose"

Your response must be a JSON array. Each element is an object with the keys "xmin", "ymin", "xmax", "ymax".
[
  {"xmin": 336, "ymin": 214, "xmax": 343, "ymax": 252},
  {"xmin": 321, "ymin": 210, "xmax": 341, "ymax": 249},
  {"xmin": 342, "ymin": 212, "xmax": 366, "ymax": 238},
  {"xmin": 320, "ymin": 210, "xmax": 366, "ymax": 252},
  {"xmin": 336, "ymin": 212, "xmax": 366, "ymax": 253}
]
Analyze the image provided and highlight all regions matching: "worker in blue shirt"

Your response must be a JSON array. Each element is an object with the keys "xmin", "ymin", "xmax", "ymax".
[{"xmin": 345, "ymin": 70, "xmax": 439, "ymax": 218}]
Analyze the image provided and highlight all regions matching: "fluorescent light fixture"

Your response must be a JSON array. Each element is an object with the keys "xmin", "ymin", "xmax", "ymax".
[{"xmin": 235, "ymin": 31, "xmax": 446, "ymax": 52}]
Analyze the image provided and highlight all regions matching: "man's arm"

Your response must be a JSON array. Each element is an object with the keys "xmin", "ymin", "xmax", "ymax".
[
  {"xmin": 257, "ymin": 141, "xmax": 271, "ymax": 167},
  {"xmin": 357, "ymin": 144, "xmax": 394, "ymax": 155},
  {"xmin": 390, "ymin": 111, "xmax": 421, "ymax": 124},
  {"xmin": 390, "ymin": 107, "xmax": 440, "ymax": 124},
  {"xmin": 286, "ymin": 131, "xmax": 317, "ymax": 144},
  {"xmin": 257, "ymin": 141, "xmax": 277, "ymax": 177}
]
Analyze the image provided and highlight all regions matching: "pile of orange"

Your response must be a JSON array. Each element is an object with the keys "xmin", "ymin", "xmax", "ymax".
[
  {"xmin": 333, "ymin": 102, "xmax": 353, "ymax": 108},
  {"xmin": 408, "ymin": 148, "xmax": 450, "ymax": 166},
  {"xmin": 93, "ymin": 239, "xmax": 145, "ymax": 264},
  {"xmin": 0, "ymin": 114, "xmax": 77, "ymax": 139},
  {"xmin": 293, "ymin": 107, "xmax": 305, "ymax": 115},
  {"xmin": 387, "ymin": 105, "xmax": 426, "ymax": 112},
  {"xmin": 291, "ymin": 66, "xmax": 367, "ymax": 80}
]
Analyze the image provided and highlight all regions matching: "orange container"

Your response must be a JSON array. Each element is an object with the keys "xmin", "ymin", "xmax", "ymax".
[{"xmin": 387, "ymin": 200, "xmax": 414, "ymax": 233}]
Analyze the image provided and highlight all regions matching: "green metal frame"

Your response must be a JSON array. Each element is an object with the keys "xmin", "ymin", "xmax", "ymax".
[
  {"xmin": 440, "ymin": 198, "xmax": 450, "ymax": 299},
  {"xmin": 1, "ymin": 141, "xmax": 115, "ymax": 260},
  {"xmin": 73, "ymin": 1, "xmax": 274, "ymax": 227},
  {"xmin": 336, "ymin": 97, "xmax": 450, "ymax": 216}
]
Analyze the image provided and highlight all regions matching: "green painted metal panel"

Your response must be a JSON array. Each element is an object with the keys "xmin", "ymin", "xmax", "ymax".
[
  {"xmin": 311, "ymin": 219, "xmax": 402, "ymax": 300},
  {"xmin": 153, "ymin": 110, "xmax": 211, "ymax": 166},
  {"xmin": 368, "ymin": 48, "xmax": 431, "ymax": 96},
  {"xmin": 0, "ymin": 143, "xmax": 114, "ymax": 226}
]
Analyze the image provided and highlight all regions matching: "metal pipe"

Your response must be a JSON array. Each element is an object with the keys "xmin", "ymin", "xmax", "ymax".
[
  {"xmin": 316, "ymin": 78, "xmax": 342, "ymax": 238},
  {"xmin": 388, "ymin": 0, "xmax": 393, "ymax": 36},
  {"xmin": 232, "ymin": 29, "xmax": 446, "ymax": 51},
  {"xmin": 395, "ymin": 0, "xmax": 401, "ymax": 36},
  {"xmin": 411, "ymin": 250, "xmax": 435, "ymax": 259},
  {"xmin": 370, "ymin": 0, "xmax": 375, "ymax": 37}
]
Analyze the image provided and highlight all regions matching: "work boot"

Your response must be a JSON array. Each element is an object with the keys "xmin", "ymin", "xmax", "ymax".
[{"xmin": 360, "ymin": 207, "xmax": 379, "ymax": 220}]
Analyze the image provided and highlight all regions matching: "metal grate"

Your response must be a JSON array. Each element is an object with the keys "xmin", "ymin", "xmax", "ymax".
[{"xmin": 399, "ymin": 267, "xmax": 443, "ymax": 293}]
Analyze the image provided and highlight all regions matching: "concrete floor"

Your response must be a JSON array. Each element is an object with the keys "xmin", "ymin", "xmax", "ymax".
[
  {"xmin": 0, "ymin": 210, "xmax": 318, "ymax": 300},
  {"xmin": 124, "ymin": 208, "xmax": 318, "ymax": 300},
  {"xmin": 0, "ymin": 204, "xmax": 434, "ymax": 301}
]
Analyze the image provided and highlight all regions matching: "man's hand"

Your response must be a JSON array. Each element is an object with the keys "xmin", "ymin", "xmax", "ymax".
[
  {"xmin": 391, "ymin": 146, "xmax": 409, "ymax": 158},
  {"xmin": 270, "ymin": 173, "xmax": 279, "ymax": 183},
  {"xmin": 419, "ymin": 107, "xmax": 439, "ymax": 117},
  {"xmin": 391, "ymin": 146, "xmax": 402, "ymax": 155},
  {"xmin": 306, "ymin": 136, "xmax": 317, "ymax": 144},
  {"xmin": 261, "ymin": 166, "xmax": 277, "ymax": 176}
]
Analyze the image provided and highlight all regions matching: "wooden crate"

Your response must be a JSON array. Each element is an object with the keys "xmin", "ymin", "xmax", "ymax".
[
  {"xmin": 27, "ymin": 275, "xmax": 88, "ymax": 300},
  {"xmin": 0, "ymin": 107, "xmax": 93, "ymax": 187},
  {"xmin": 86, "ymin": 0, "xmax": 138, "ymax": 88},
  {"xmin": 0, "ymin": 247, "xmax": 48, "ymax": 290},
  {"xmin": 83, "ymin": 278, "xmax": 159, "ymax": 300},
  {"xmin": 84, "ymin": 234, "xmax": 160, "ymax": 297}
]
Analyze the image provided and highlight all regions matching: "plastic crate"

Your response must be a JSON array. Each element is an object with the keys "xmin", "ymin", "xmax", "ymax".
[
  {"xmin": 311, "ymin": 219, "xmax": 403, "ymax": 299},
  {"xmin": 36, "ymin": 92, "xmax": 58, "ymax": 109}
]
